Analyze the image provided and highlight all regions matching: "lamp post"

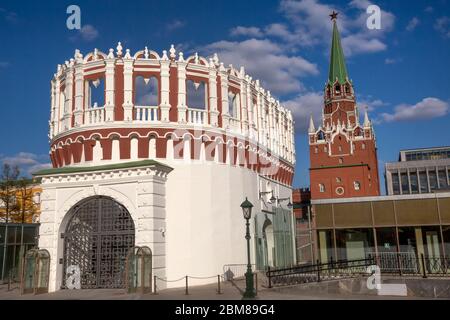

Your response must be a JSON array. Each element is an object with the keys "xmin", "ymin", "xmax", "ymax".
[{"xmin": 240, "ymin": 197, "xmax": 256, "ymax": 299}]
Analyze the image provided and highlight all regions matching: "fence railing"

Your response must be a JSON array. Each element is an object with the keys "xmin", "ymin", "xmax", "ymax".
[
  {"xmin": 266, "ymin": 257, "xmax": 373, "ymax": 288},
  {"xmin": 134, "ymin": 106, "xmax": 159, "ymax": 122},
  {"xmin": 265, "ymin": 253, "xmax": 450, "ymax": 288},
  {"xmin": 222, "ymin": 264, "xmax": 256, "ymax": 281}
]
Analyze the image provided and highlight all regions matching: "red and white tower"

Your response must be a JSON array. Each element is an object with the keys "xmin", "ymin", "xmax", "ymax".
[{"xmin": 309, "ymin": 12, "xmax": 380, "ymax": 200}]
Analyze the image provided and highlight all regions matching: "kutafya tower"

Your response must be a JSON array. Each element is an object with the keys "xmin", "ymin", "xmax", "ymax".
[{"xmin": 309, "ymin": 12, "xmax": 380, "ymax": 200}]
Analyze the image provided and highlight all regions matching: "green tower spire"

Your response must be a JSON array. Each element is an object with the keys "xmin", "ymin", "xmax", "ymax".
[{"xmin": 328, "ymin": 15, "xmax": 348, "ymax": 85}]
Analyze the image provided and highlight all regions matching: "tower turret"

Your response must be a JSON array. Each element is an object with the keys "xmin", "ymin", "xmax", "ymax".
[{"xmin": 308, "ymin": 12, "xmax": 380, "ymax": 200}]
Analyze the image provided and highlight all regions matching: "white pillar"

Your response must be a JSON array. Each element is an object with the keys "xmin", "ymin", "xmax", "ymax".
[
  {"xmin": 105, "ymin": 59, "xmax": 115, "ymax": 122},
  {"xmin": 122, "ymin": 58, "xmax": 134, "ymax": 122},
  {"xmin": 209, "ymin": 61, "xmax": 219, "ymax": 127},
  {"xmin": 219, "ymin": 64, "xmax": 230, "ymax": 129},
  {"xmin": 62, "ymin": 65, "xmax": 74, "ymax": 130},
  {"xmin": 159, "ymin": 57, "xmax": 171, "ymax": 122},
  {"xmin": 73, "ymin": 65, "xmax": 84, "ymax": 127},
  {"xmin": 177, "ymin": 61, "xmax": 187, "ymax": 123}
]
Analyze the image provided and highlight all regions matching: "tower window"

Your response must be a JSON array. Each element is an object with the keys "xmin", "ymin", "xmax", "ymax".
[
  {"xmin": 319, "ymin": 184, "xmax": 325, "ymax": 193},
  {"xmin": 324, "ymin": 146, "xmax": 328, "ymax": 153},
  {"xmin": 314, "ymin": 147, "xmax": 318, "ymax": 154},
  {"xmin": 354, "ymin": 181, "xmax": 361, "ymax": 191},
  {"xmin": 339, "ymin": 158, "xmax": 343, "ymax": 164},
  {"xmin": 345, "ymin": 85, "xmax": 351, "ymax": 95},
  {"xmin": 335, "ymin": 85, "xmax": 341, "ymax": 94},
  {"xmin": 338, "ymin": 146, "xmax": 342, "ymax": 152},
  {"xmin": 336, "ymin": 177, "xmax": 342, "ymax": 183},
  {"xmin": 362, "ymin": 143, "xmax": 366, "ymax": 150}
]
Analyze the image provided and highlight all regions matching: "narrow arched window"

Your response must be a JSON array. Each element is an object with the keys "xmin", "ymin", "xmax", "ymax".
[
  {"xmin": 345, "ymin": 85, "xmax": 351, "ymax": 95},
  {"xmin": 335, "ymin": 84, "xmax": 341, "ymax": 95},
  {"xmin": 135, "ymin": 76, "xmax": 158, "ymax": 106},
  {"xmin": 228, "ymin": 92, "xmax": 240, "ymax": 118},
  {"xmin": 319, "ymin": 184, "xmax": 325, "ymax": 193},
  {"xmin": 187, "ymin": 80, "xmax": 207, "ymax": 109},
  {"xmin": 354, "ymin": 181, "xmax": 361, "ymax": 191}
]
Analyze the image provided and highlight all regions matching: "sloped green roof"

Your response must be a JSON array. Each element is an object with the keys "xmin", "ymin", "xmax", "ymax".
[
  {"xmin": 328, "ymin": 20, "xmax": 348, "ymax": 85},
  {"xmin": 32, "ymin": 160, "xmax": 172, "ymax": 176}
]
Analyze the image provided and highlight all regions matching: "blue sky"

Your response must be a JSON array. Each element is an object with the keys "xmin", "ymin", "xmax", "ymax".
[{"xmin": 0, "ymin": 0, "xmax": 449, "ymax": 194}]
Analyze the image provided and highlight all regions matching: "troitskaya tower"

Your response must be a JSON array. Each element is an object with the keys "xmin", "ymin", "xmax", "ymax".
[{"xmin": 308, "ymin": 12, "xmax": 380, "ymax": 200}]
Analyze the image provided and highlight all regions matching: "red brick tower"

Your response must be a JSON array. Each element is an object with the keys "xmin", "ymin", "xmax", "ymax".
[{"xmin": 308, "ymin": 12, "xmax": 380, "ymax": 200}]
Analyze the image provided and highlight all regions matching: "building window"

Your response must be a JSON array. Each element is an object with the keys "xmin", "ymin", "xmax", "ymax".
[
  {"xmin": 401, "ymin": 172, "xmax": 409, "ymax": 194},
  {"xmin": 33, "ymin": 192, "xmax": 41, "ymax": 205},
  {"xmin": 429, "ymin": 170, "xmax": 438, "ymax": 191},
  {"xmin": 319, "ymin": 184, "xmax": 325, "ymax": 193},
  {"xmin": 361, "ymin": 143, "xmax": 366, "ymax": 150},
  {"xmin": 228, "ymin": 92, "xmax": 240, "ymax": 118},
  {"xmin": 187, "ymin": 80, "xmax": 207, "ymax": 109},
  {"xmin": 87, "ymin": 78, "xmax": 105, "ymax": 108},
  {"xmin": 314, "ymin": 147, "xmax": 318, "ymax": 154},
  {"xmin": 338, "ymin": 146, "xmax": 342, "ymax": 152},
  {"xmin": 135, "ymin": 76, "xmax": 158, "ymax": 106},
  {"xmin": 339, "ymin": 158, "xmax": 343, "ymax": 164},
  {"xmin": 419, "ymin": 171, "xmax": 428, "ymax": 193},
  {"xmin": 438, "ymin": 170, "xmax": 448, "ymax": 189},
  {"xmin": 335, "ymin": 85, "xmax": 341, "ymax": 95},
  {"xmin": 392, "ymin": 173, "xmax": 400, "ymax": 195},
  {"xmin": 410, "ymin": 172, "xmax": 419, "ymax": 194},
  {"xmin": 336, "ymin": 177, "xmax": 342, "ymax": 183},
  {"xmin": 324, "ymin": 146, "xmax": 328, "ymax": 153},
  {"xmin": 354, "ymin": 181, "xmax": 361, "ymax": 191}
]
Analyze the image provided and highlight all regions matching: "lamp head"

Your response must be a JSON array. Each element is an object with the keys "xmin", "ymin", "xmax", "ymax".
[{"xmin": 240, "ymin": 197, "xmax": 254, "ymax": 219}]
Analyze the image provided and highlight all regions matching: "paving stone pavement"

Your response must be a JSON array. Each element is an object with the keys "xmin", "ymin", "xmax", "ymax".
[{"xmin": 1, "ymin": 281, "xmax": 446, "ymax": 300}]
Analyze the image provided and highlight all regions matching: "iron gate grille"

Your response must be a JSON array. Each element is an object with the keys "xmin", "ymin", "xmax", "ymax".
[{"xmin": 63, "ymin": 196, "xmax": 135, "ymax": 289}]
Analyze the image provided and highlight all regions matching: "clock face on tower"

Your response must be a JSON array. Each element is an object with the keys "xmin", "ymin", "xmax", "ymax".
[{"xmin": 336, "ymin": 187, "xmax": 345, "ymax": 196}]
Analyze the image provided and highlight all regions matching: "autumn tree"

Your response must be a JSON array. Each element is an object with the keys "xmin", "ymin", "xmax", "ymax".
[{"xmin": 0, "ymin": 163, "xmax": 20, "ymax": 223}]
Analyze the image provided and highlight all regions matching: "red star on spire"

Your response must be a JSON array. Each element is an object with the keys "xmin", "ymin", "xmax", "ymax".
[{"xmin": 329, "ymin": 11, "xmax": 338, "ymax": 21}]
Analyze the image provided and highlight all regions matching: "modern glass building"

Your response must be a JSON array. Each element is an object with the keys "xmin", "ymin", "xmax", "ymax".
[
  {"xmin": 312, "ymin": 193, "xmax": 450, "ymax": 264},
  {"xmin": 385, "ymin": 147, "xmax": 450, "ymax": 195}
]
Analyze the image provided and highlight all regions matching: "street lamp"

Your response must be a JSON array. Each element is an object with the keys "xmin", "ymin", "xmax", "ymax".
[{"xmin": 240, "ymin": 197, "xmax": 256, "ymax": 299}]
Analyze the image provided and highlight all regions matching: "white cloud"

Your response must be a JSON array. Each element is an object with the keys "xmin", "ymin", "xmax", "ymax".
[
  {"xmin": 203, "ymin": 39, "xmax": 318, "ymax": 95},
  {"xmin": 80, "ymin": 25, "xmax": 99, "ymax": 41},
  {"xmin": 341, "ymin": 34, "xmax": 386, "ymax": 56},
  {"xmin": 0, "ymin": 61, "xmax": 9, "ymax": 68},
  {"xmin": 0, "ymin": 152, "xmax": 51, "ymax": 176},
  {"xmin": 425, "ymin": 6, "xmax": 434, "ymax": 13},
  {"xmin": 166, "ymin": 19, "xmax": 186, "ymax": 31},
  {"xmin": 357, "ymin": 97, "xmax": 388, "ymax": 112},
  {"xmin": 283, "ymin": 91, "xmax": 324, "ymax": 133},
  {"xmin": 230, "ymin": 26, "xmax": 263, "ymax": 38},
  {"xmin": 406, "ymin": 17, "xmax": 420, "ymax": 31},
  {"xmin": 384, "ymin": 58, "xmax": 401, "ymax": 65},
  {"xmin": 435, "ymin": 17, "xmax": 450, "ymax": 38},
  {"xmin": 379, "ymin": 98, "xmax": 449, "ymax": 123}
]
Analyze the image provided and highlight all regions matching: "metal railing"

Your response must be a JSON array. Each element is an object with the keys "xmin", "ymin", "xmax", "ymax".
[
  {"xmin": 265, "ymin": 253, "xmax": 450, "ymax": 288},
  {"xmin": 266, "ymin": 257, "xmax": 373, "ymax": 288},
  {"xmin": 222, "ymin": 264, "xmax": 256, "ymax": 281}
]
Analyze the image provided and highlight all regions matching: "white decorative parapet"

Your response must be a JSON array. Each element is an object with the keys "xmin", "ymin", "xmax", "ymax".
[
  {"xmin": 187, "ymin": 108, "xmax": 207, "ymax": 125},
  {"xmin": 135, "ymin": 106, "xmax": 159, "ymax": 122},
  {"xmin": 228, "ymin": 117, "xmax": 241, "ymax": 133},
  {"xmin": 85, "ymin": 105, "xmax": 105, "ymax": 124}
]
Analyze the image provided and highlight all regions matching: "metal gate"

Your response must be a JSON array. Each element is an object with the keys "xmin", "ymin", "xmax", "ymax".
[{"xmin": 63, "ymin": 196, "xmax": 135, "ymax": 289}]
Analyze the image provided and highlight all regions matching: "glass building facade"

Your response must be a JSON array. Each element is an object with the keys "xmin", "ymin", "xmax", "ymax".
[{"xmin": 0, "ymin": 223, "xmax": 39, "ymax": 281}]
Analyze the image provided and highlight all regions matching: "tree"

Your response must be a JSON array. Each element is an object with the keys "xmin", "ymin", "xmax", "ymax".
[
  {"xmin": 0, "ymin": 163, "xmax": 20, "ymax": 223},
  {"xmin": 13, "ymin": 177, "xmax": 38, "ymax": 223}
]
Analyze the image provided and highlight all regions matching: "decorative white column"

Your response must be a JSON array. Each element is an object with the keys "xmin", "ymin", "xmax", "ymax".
[
  {"xmin": 176, "ymin": 54, "xmax": 187, "ymax": 123},
  {"xmin": 122, "ymin": 56, "xmax": 134, "ymax": 122},
  {"xmin": 49, "ymin": 79, "xmax": 56, "ymax": 139},
  {"xmin": 208, "ymin": 59, "xmax": 219, "ymax": 127},
  {"xmin": 159, "ymin": 51, "xmax": 171, "ymax": 122},
  {"xmin": 219, "ymin": 63, "xmax": 230, "ymax": 129},
  {"xmin": 62, "ymin": 62, "xmax": 74, "ymax": 131},
  {"xmin": 239, "ymin": 70, "xmax": 249, "ymax": 136},
  {"xmin": 73, "ymin": 63, "xmax": 84, "ymax": 127},
  {"xmin": 105, "ymin": 55, "xmax": 115, "ymax": 122}
]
